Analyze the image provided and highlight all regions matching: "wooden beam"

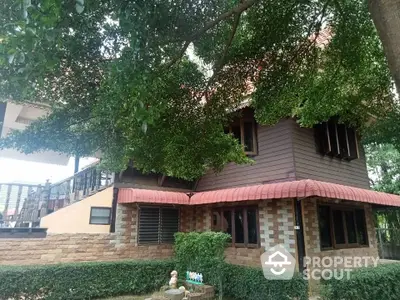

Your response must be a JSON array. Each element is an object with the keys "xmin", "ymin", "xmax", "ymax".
[{"xmin": 158, "ymin": 175, "xmax": 166, "ymax": 187}]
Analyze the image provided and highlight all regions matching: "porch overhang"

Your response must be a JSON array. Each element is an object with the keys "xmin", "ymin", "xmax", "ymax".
[
  {"xmin": 190, "ymin": 179, "xmax": 400, "ymax": 207},
  {"xmin": 118, "ymin": 188, "xmax": 190, "ymax": 205},
  {"xmin": 117, "ymin": 179, "xmax": 400, "ymax": 207}
]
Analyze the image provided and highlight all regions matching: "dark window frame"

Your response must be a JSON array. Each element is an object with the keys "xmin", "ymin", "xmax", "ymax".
[
  {"xmin": 89, "ymin": 207, "xmax": 112, "ymax": 225},
  {"xmin": 314, "ymin": 119, "xmax": 359, "ymax": 161},
  {"xmin": 317, "ymin": 204, "xmax": 369, "ymax": 250},
  {"xmin": 137, "ymin": 205, "xmax": 180, "ymax": 245},
  {"xmin": 212, "ymin": 206, "xmax": 260, "ymax": 248},
  {"xmin": 227, "ymin": 118, "xmax": 258, "ymax": 156}
]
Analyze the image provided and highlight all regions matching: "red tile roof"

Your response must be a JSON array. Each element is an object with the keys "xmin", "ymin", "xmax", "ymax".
[
  {"xmin": 118, "ymin": 179, "xmax": 400, "ymax": 207},
  {"xmin": 118, "ymin": 188, "xmax": 190, "ymax": 205},
  {"xmin": 190, "ymin": 179, "xmax": 400, "ymax": 207}
]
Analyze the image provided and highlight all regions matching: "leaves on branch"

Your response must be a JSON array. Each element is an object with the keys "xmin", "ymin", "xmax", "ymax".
[{"xmin": 0, "ymin": 0, "xmax": 396, "ymax": 180}]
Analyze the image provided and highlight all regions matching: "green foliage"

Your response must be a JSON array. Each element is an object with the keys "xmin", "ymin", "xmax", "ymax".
[
  {"xmin": 365, "ymin": 143, "xmax": 400, "ymax": 195},
  {"xmin": 0, "ymin": 260, "xmax": 174, "ymax": 300},
  {"xmin": 174, "ymin": 231, "xmax": 230, "ymax": 286},
  {"xmin": 221, "ymin": 263, "xmax": 308, "ymax": 300},
  {"xmin": 0, "ymin": 0, "xmax": 396, "ymax": 179},
  {"xmin": 320, "ymin": 263, "xmax": 400, "ymax": 300},
  {"xmin": 173, "ymin": 232, "xmax": 307, "ymax": 300}
]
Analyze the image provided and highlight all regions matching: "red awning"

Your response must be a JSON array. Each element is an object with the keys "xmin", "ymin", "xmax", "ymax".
[
  {"xmin": 118, "ymin": 180, "xmax": 400, "ymax": 207},
  {"xmin": 190, "ymin": 179, "xmax": 400, "ymax": 207},
  {"xmin": 118, "ymin": 188, "xmax": 190, "ymax": 205}
]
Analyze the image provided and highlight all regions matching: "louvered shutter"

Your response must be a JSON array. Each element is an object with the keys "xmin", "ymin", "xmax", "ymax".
[
  {"xmin": 160, "ymin": 207, "xmax": 180, "ymax": 243},
  {"xmin": 138, "ymin": 207, "xmax": 160, "ymax": 244},
  {"xmin": 138, "ymin": 206, "xmax": 180, "ymax": 245}
]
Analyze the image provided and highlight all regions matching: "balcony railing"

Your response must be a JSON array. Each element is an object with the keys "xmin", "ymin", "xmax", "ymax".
[
  {"xmin": 0, "ymin": 162, "xmax": 114, "ymax": 227},
  {"xmin": 48, "ymin": 163, "xmax": 113, "ymax": 211}
]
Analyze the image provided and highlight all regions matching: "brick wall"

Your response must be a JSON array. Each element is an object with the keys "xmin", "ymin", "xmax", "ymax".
[
  {"xmin": 0, "ymin": 233, "xmax": 173, "ymax": 265},
  {"xmin": 302, "ymin": 197, "xmax": 378, "ymax": 260},
  {"xmin": 180, "ymin": 199, "xmax": 296, "ymax": 268},
  {"xmin": 224, "ymin": 247, "xmax": 264, "ymax": 268},
  {"xmin": 259, "ymin": 199, "xmax": 296, "ymax": 256}
]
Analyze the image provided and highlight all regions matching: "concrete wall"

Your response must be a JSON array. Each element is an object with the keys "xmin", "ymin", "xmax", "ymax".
[{"xmin": 40, "ymin": 187, "xmax": 113, "ymax": 234}]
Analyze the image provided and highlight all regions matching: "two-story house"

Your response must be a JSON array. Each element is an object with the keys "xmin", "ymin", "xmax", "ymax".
[{"xmin": 40, "ymin": 107, "xmax": 400, "ymax": 271}]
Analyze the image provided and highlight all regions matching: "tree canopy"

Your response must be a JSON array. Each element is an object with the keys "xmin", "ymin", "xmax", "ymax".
[
  {"xmin": 0, "ymin": 0, "xmax": 397, "ymax": 180},
  {"xmin": 366, "ymin": 143, "xmax": 400, "ymax": 195}
]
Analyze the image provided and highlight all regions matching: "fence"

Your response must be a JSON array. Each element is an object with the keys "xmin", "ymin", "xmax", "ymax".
[
  {"xmin": 0, "ymin": 162, "xmax": 114, "ymax": 228},
  {"xmin": 376, "ymin": 228, "xmax": 400, "ymax": 260}
]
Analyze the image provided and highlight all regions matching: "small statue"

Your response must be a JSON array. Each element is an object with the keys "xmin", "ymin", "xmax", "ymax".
[{"xmin": 169, "ymin": 270, "xmax": 178, "ymax": 289}]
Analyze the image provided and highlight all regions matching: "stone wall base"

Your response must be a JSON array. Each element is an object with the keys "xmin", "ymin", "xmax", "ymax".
[{"xmin": 0, "ymin": 233, "xmax": 172, "ymax": 265}]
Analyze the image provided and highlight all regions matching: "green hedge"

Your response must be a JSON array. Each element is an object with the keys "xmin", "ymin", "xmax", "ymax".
[
  {"xmin": 0, "ymin": 260, "xmax": 174, "ymax": 300},
  {"xmin": 174, "ymin": 232, "xmax": 308, "ymax": 300},
  {"xmin": 221, "ymin": 263, "xmax": 308, "ymax": 300},
  {"xmin": 321, "ymin": 263, "xmax": 400, "ymax": 300}
]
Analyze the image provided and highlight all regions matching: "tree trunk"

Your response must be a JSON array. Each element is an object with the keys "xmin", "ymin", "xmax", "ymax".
[{"xmin": 368, "ymin": 0, "xmax": 400, "ymax": 92}]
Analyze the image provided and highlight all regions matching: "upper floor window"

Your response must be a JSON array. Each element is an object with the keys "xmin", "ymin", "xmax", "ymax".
[
  {"xmin": 318, "ymin": 204, "xmax": 368, "ymax": 250},
  {"xmin": 226, "ymin": 119, "xmax": 257, "ymax": 155},
  {"xmin": 212, "ymin": 206, "xmax": 259, "ymax": 248},
  {"xmin": 314, "ymin": 119, "xmax": 359, "ymax": 160}
]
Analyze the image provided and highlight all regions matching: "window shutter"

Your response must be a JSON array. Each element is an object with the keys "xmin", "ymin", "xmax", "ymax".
[
  {"xmin": 138, "ymin": 207, "xmax": 160, "ymax": 244},
  {"xmin": 346, "ymin": 128, "xmax": 359, "ymax": 160},
  {"xmin": 160, "ymin": 207, "xmax": 180, "ymax": 243},
  {"xmin": 138, "ymin": 206, "xmax": 180, "ymax": 245},
  {"xmin": 328, "ymin": 120, "xmax": 340, "ymax": 156},
  {"xmin": 337, "ymin": 124, "xmax": 350, "ymax": 159},
  {"xmin": 314, "ymin": 123, "xmax": 331, "ymax": 155}
]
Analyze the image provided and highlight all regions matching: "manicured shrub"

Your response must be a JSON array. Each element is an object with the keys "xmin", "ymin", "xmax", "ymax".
[
  {"xmin": 321, "ymin": 263, "xmax": 400, "ymax": 300},
  {"xmin": 221, "ymin": 263, "xmax": 308, "ymax": 300},
  {"xmin": 174, "ymin": 231, "xmax": 230, "ymax": 286},
  {"xmin": 0, "ymin": 260, "xmax": 174, "ymax": 300},
  {"xmin": 174, "ymin": 232, "xmax": 308, "ymax": 300}
]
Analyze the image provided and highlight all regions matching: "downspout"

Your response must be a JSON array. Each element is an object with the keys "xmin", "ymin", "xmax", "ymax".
[
  {"xmin": 110, "ymin": 187, "xmax": 119, "ymax": 233},
  {"xmin": 294, "ymin": 197, "xmax": 307, "ymax": 273}
]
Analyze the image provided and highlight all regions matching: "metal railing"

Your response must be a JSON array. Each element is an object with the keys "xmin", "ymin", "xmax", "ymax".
[
  {"xmin": 0, "ymin": 162, "xmax": 114, "ymax": 228},
  {"xmin": 47, "ymin": 163, "xmax": 114, "ymax": 210}
]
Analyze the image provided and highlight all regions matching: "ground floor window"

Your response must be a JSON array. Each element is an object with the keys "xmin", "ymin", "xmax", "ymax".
[
  {"xmin": 318, "ymin": 204, "xmax": 368, "ymax": 250},
  {"xmin": 138, "ymin": 206, "xmax": 180, "ymax": 245},
  {"xmin": 90, "ymin": 207, "xmax": 111, "ymax": 225},
  {"xmin": 212, "ymin": 206, "xmax": 259, "ymax": 247}
]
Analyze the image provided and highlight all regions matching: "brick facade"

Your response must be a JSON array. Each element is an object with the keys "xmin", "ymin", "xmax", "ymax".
[
  {"xmin": 302, "ymin": 197, "xmax": 378, "ymax": 260},
  {"xmin": 259, "ymin": 199, "xmax": 296, "ymax": 256},
  {"xmin": 302, "ymin": 197, "xmax": 379, "ymax": 274},
  {"xmin": 2, "ymin": 198, "xmax": 379, "ymax": 271},
  {"xmin": 0, "ymin": 234, "xmax": 173, "ymax": 265}
]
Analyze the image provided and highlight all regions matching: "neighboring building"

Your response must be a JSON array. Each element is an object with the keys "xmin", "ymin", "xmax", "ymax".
[
  {"xmin": 37, "ymin": 108, "xmax": 400, "ymax": 271},
  {"xmin": 0, "ymin": 101, "xmax": 69, "ymax": 165}
]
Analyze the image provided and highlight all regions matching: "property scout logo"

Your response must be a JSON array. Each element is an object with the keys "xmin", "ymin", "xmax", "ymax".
[
  {"xmin": 261, "ymin": 244, "xmax": 379, "ymax": 280},
  {"xmin": 260, "ymin": 244, "xmax": 296, "ymax": 280}
]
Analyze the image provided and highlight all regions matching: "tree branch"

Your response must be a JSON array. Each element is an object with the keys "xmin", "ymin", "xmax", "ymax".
[
  {"xmin": 162, "ymin": 0, "xmax": 258, "ymax": 70},
  {"xmin": 204, "ymin": 11, "xmax": 243, "ymax": 102},
  {"xmin": 163, "ymin": 40, "xmax": 191, "ymax": 70},
  {"xmin": 215, "ymin": 11, "xmax": 242, "ymax": 74}
]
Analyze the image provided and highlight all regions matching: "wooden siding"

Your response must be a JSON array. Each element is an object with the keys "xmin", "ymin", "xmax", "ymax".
[
  {"xmin": 291, "ymin": 120, "xmax": 370, "ymax": 189},
  {"xmin": 116, "ymin": 169, "xmax": 193, "ymax": 192},
  {"xmin": 196, "ymin": 119, "xmax": 297, "ymax": 191}
]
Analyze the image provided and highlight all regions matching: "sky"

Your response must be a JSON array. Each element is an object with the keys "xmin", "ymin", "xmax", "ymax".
[{"xmin": 0, "ymin": 156, "xmax": 97, "ymax": 185}]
